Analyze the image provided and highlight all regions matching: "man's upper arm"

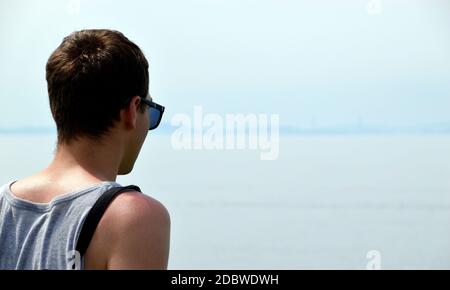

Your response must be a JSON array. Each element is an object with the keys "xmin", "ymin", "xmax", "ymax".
[{"xmin": 101, "ymin": 191, "xmax": 171, "ymax": 269}]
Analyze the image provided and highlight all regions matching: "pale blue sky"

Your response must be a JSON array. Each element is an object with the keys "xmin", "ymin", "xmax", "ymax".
[{"xmin": 0, "ymin": 0, "xmax": 449, "ymax": 129}]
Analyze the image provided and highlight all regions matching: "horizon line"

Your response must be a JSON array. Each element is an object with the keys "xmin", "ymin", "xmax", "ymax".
[{"xmin": 1, "ymin": 124, "xmax": 450, "ymax": 136}]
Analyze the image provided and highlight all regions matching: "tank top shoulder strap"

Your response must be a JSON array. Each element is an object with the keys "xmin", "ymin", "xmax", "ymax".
[{"xmin": 75, "ymin": 184, "xmax": 142, "ymax": 257}]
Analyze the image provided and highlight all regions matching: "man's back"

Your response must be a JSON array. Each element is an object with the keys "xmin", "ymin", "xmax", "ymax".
[{"xmin": 0, "ymin": 178, "xmax": 170, "ymax": 269}]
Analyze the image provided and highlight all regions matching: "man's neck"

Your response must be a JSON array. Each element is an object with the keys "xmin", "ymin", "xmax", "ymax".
[{"xmin": 44, "ymin": 137, "xmax": 123, "ymax": 182}]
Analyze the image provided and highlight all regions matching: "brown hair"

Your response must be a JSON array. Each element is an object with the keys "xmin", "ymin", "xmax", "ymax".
[{"xmin": 46, "ymin": 29, "xmax": 149, "ymax": 145}]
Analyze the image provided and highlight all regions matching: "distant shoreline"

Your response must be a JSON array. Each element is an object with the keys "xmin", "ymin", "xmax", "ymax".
[{"xmin": 1, "ymin": 124, "xmax": 450, "ymax": 136}]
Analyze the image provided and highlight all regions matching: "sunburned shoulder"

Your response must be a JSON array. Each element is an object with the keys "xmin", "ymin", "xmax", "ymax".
[
  {"xmin": 87, "ymin": 190, "xmax": 171, "ymax": 269},
  {"xmin": 105, "ymin": 190, "xmax": 171, "ymax": 234}
]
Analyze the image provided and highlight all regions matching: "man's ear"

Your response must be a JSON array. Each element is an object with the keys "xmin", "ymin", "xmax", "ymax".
[{"xmin": 121, "ymin": 96, "xmax": 141, "ymax": 130}]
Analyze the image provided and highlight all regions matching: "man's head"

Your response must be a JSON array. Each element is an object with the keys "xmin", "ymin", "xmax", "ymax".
[{"xmin": 46, "ymin": 29, "xmax": 150, "ymax": 174}]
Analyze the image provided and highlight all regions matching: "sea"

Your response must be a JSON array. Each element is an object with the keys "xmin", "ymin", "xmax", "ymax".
[{"xmin": 1, "ymin": 133, "xmax": 449, "ymax": 269}]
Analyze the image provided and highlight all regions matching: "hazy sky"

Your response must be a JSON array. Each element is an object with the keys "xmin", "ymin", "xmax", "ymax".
[{"xmin": 0, "ymin": 0, "xmax": 449, "ymax": 128}]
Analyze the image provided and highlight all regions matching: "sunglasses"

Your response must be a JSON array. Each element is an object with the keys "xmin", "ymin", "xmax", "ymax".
[{"xmin": 139, "ymin": 97, "xmax": 165, "ymax": 130}]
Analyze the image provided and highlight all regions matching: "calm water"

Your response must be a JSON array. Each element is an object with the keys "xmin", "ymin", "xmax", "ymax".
[{"xmin": 1, "ymin": 134, "xmax": 449, "ymax": 269}]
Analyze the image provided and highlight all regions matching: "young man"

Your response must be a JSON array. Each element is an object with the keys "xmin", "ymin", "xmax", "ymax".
[{"xmin": 0, "ymin": 29, "xmax": 170, "ymax": 269}]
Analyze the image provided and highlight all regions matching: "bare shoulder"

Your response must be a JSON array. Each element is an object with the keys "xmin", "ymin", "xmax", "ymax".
[
  {"xmin": 106, "ymin": 190, "xmax": 170, "ymax": 227},
  {"xmin": 88, "ymin": 190, "xmax": 171, "ymax": 269},
  {"xmin": 104, "ymin": 190, "xmax": 171, "ymax": 243}
]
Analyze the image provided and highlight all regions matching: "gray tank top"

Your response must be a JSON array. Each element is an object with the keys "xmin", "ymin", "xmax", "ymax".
[{"xmin": 0, "ymin": 179, "xmax": 122, "ymax": 270}]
